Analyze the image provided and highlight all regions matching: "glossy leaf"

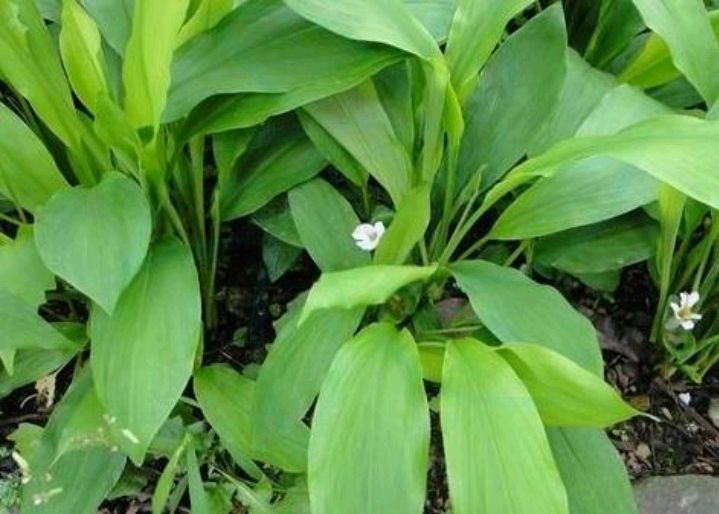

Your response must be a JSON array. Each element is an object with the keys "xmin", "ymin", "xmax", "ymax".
[
  {"xmin": 91, "ymin": 238, "xmax": 201, "ymax": 464},
  {"xmin": 451, "ymin": 260, "xmax": 603, "ymax": 375},
  {"xmin": 123, "ymin": 0, "xmax": 189, "ymax": 130},
  {"xmin": 35, "ymin": 173, "xmax": 152, "ymax": 314},
  {"xmin": 630, "ymin": 0, "xmax": 719, "ymax": 105},
  {"xmin": 303, "ymin": 80, "xmax": 413, "ymax": 206},
  {"xmin": 0, "ymin": 104, "xmax": 69, "ymax": 212},
  {"xmin": 309, "ymin": 323, "xmax": 429, "ymax": 514},
  {"xmin": 301, "ymin": 264, "xmax": 438, "ymax": 323},
  {"xmin": 0, "ymin": 226, "xmax": 54, "ymax": 307},
  {"xmin": 284, "ymin": 0, "xmax": 439, "ymax": 59},
  {"xmin": 166, "ymin": 1, "xmax": 402, "ymax": 121},
  {"xmin": 457, "ymin": 5, "xmax": 567, "ymax": 191},
  {"xmin": 548, "ymin": 428, "xmax": 638, "ymax": 514},
  {"xmin": 497, "ymin": 343, "xmax": 637, "ymax": 427},
  {"xmin": 374, "ymin": 184, "xmax": 431, "ymax": 265},
  {"xmin": 535, "ymin": 213, "xmax": 659, "ymax": 275},
  {"xmin": 441, "ymin": 339, "xmax": 568, "ymax": 514},
  {"xmin": 194, "ymin": 366, "xmax": 262, "ymax": 478},
  {"xmin": 253, "ymin": 302, "xmax": 362, "ymax": 472},
  {"xmin": 59, "ymin": 0, "xmax": 109, "ymax": 112},
  {"xmin": 289, "ymin": 179, "xmax": 369, "ymax": 272},
  {"xmin": 490, "ymin": 158, "xmax": 658, "ymax": 239},
  {"xmin": 445, "ymin": 0, "xmax": 533, "ymax": 98}
]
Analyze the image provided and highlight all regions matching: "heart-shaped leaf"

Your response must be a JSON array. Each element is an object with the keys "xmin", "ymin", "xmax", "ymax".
[{"xmin": 35, "ymin": 173, "xmax": 152, "ymax": 313}]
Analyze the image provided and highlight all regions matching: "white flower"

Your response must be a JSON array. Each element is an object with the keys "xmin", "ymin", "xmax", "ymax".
[
  {"xmin": 352, "ymin": 221, "xmax": 385, "ymax": 251},
  {"xmin": 678, "ymin": 392, "xmax": 692, "ymax": 406},
  {"xmin": 669, "ymin": 291, "xmax": 702, "ymax": 331}
]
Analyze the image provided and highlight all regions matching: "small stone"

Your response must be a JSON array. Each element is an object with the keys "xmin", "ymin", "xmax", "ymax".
[
  {"xmin": 708, "ymin": 398, "xmax": 719, "ymax": 428},
  {"xmin": 636, "ymin": 442, "xmax": 652, "ymax": 460},
  {"xmin": 635, "ymin": 475, "xmax": 719, "ymax": 514}
]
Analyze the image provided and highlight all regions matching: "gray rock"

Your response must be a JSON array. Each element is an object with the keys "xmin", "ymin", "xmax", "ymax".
[{"xmin": 635, "ymin": 475, "xmax": 719, "ymax": 514}]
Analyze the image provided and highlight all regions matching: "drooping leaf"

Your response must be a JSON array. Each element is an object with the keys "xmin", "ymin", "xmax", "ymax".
[
  {"xmin": 253, "ymin": 302, "xmax": 362, "ymax": 472},
  {"xmin": 176, "ymin": 0, "xmax": 234, "ymax": 47},
  {"xmin": 490, "ymin": 158, "xmax": 658, "ymax": 240},
  {"xmin": 457, "ymin": 5, "xmax": 567, "ymax": 191},
  {"xmin": 303, "ymin": 80, "xmax": 413, "ymax": 206},
  {"xmin": 166, "ymin": 1, "xmax": 403, "ymax": 121},
  {"xmin": 0, "ymin": 104, "xmax": 68, "ymax": 212},
  {"xmin": 584, "ymin": 0, "xmax": 643, "ymax": 69},
  {"xmin": 81, "ymin": 0, "xmax": 134, "ymax": 56},
  {"xmin": 263, "ymin": 234, "xmax": 302, "ymax": 283},
  {"xmin": 496, "ymin": 343, "xmax": 637, "ymax": 427},
  {"xmin": 284, "ymin": 0, "xmax": 439, "ymax": 59},
  {"xmin": 445, "ymin": 0, "xmax": 533, "ymax": 98},
  {"xmin": 535, "ymin": 212, "xmax": 659, "ymax": 275},
  {"xmin": 220, "ymin": 122, "xmax": 326, "ymax": 221},
  {"xmin": 405, "ymin": 0, "xmax": 457, "ymax": 42},
  {"xmin": 374, "ymin": 184, "xmax": 431, "ymax": 265},
  {"xmin": 450, "ymin": 260, "xmax": 603, "ymax": 375},
  {"xmin": 59, "ymin": 0, "xmax": 110, "ymax": 112},
  {"xmin": 629, "ymin": 0, "xmax": 719, "ymax": 105},
  {"xmin": 309, "ymin": 323, "xmax": 429, "ymax": 514},
  {"xmin": 441, "ymin": 339, "xmax": 568, "ymax": 514},
  {"xmin": 301, "ymin": 264, "xmax": 438, "ymax": 323},
  {"xmin": 504, "ymin": 115, "xmax": 719, "ymax": 211},
  {"xmin": 194, "ymin": 366, "xmax": 263, "ymax": 478},
  {"xmin": 547, "ymin": 428, "xmax": 638, "ymax": 514},
  {"xmin": 123, "ymin": 0, "xmax": 189, "ymax": 130},
  {"xmin": 288, "ymin": 179, "xmax": 369, "ymax": 272},
  {"xmin": 0, "ymin": 290, "xmax": 75, "ymax": 352},
  {"xmin": 91, "ymin": 238, "xmax": 201, "ymax": 464},
  {"xmin": 35, "ymin": 173, "xmax": 152, "ymax": 314},
  {"xmin": 0, "ymin": 226, "xmax": 54, "ymax": 307}
]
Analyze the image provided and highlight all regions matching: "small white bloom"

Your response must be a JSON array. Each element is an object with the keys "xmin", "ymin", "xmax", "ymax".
[
  {"xmin": 352, "ymin": 221, "xmax": 385, "ymax": 251},
  {"xmin": 678, "ymin": 392, "xmax": 692, "ymax": 406},
  {"xmin": 669, "ymin": 291, "xmax": 702, "ymax": 331}
]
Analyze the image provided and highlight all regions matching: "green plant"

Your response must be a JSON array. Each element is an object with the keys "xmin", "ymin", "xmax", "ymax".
[{"xmin": 3, "ymin": 0, "xmax": 719, "ymax": 513}]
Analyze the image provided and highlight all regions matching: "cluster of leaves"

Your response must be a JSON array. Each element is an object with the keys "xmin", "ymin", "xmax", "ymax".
[{"xmin": 2, "ymin": 0, "xmax": 719, "ymax": 513}]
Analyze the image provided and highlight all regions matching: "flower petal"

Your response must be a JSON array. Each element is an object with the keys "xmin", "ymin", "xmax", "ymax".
[{"xmin": 687, "ymin": 291, "xmax": 700, "ymax": 307}]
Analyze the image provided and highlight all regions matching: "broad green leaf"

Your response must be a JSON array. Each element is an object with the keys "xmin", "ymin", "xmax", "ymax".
[
  {"xmin": 263, "ymin": 234, "xmax": 302, "ymax": 283},
  {"xmin": 374, "ymin": 184, "xmax": 431, "ymax": 265},
  {"xmin": 253, "ymin": 199, "xmax": 302, "ymax": 248},
  {"xmin": 0, "ymin": 290, "xmax": 75, "ymax": 351},
  {"xmin": 303, "ymin": 80, "xmax": 413, "ymax": 206},
  {"xmin": 59, "ymin": 0, "xmax": 110, "ymax": 112},
  {"xmin": 284, "ymin": 0, "xmax": 439, "ymax": 60},
  {"xmin": 193, "ymin": 365, "xmax": 263, "ymax": 478},
  {"xmin": 289, "ymin": 179, "xmax": 369, "ymax": 272},
  {"xmin": 176, "ymin": 0, "xmax": 234, "ymax": 47},
  {"xmin": 35, "ymin": 173, "xmax": 152, "ymax": 314},
  {"xmin": 584, "ymin": 0, "xmax": 643, "ymax": 69},
  {"xmin": 309, "ymin": 324, "xmax": 429, "ymax": 514},
  {"xmin": 253, "ymin": 302, "xmax": 362, "ymax": 472},
  {"xmin": 497, "ymin": 343, "xmax": 637, "ymax": 427},
  {"xmin": 166, "ymin": 1, "xmax": 402, "ymax": 122},
  {"xmin": 405, "ymin": 0, "xmax": 456, "ymax": 41},
  {"xmin": 535, "ymin": 213, "xmax": 659, "ymax": 275},
  {"xmin": 457, "ymin": 5, "xmax": 566, "ymax": 191},
  {"xmin": 530, "ymin": 50, "xmax": 615, "ymax": 155},
  {"xmin": 91, "ymin": 238, "xmax": 201, "ymax": 464},
  {"xmin": 548, "ymin": 428, "xmax": 638, "ymax": 514},
  {"xmin": 445, "ymin": 0, "xmax": 533, "ymax": 98},
  {"xmin": 0, "ymin": 226, "xmax": 54, "ymax": 307},
  {"xmin": 21, "ymin": 371, "xmax": 126, "ymax": 514},
  {"xmin": 0, "ymin": 104, "xmax": 68, "ymax": 212},
  {"xmin": 0, "ymin": 346, "xmax": 77, "ymax": 399},
  {"xmin": 451, "ymin": 260, "xmax": 603, "ymax": 376},
  {"xmin": 490, "ymin": 158, "xmax": 658, "ymax": 240},
  {"xmin": 441, "ymin": 339, "xmax": 568, "ymax": 514},
  {"xmin": 0, "ymin": 0, "xmax": 81, "ymax": 150},
  {"xmin": 212, "ymin": 128, "xmax": 255, "ymax": 180},
  {"xmin": 36, "ymin": 0, "xmax": 60, "ymax": 21},
  {"xmin": 374, "ymin": 62, "xmax": 415, "ymax": 155},
  {"xmin": 220, "ymin": 123, "xmax": 326, "ymax": 221},
  {"xmin": 82, "ymin": 0, "xmax": 134, "ymax": 56},
  {"xmin": 505, "ymin": 115, "xmax": 719, "ymax": 211},
  {"xmin": 123, "ymin": 0, "xmax": 189, "ymax": 130},
  {"xmin": 417, "ymin": 342, "xmax": 444, "ymax": 383},
  {"xmin": 629, "ymin": 0, "xmax": 719, "ymax": 105},
  {"xmin": 297, "ymin": 110, "xmax": 368, "ymax": 187},
  {"xmin": 301, "ymin": 264, "xmax": 438, "ymax": 323}
]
